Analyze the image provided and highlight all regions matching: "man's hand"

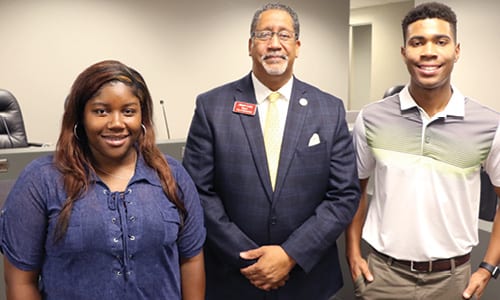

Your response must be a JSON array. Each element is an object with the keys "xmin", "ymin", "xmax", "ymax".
[
  {"xmin": 240, "ymin": 245, "xmax": 296, "ymax": 291},
  {"xmin": 347, "ymin": 254, "xmax": 373, "ymax": 283},
  {"xmin": 463, "ymin": 268, "xmax": 491, "ymax": 299}
]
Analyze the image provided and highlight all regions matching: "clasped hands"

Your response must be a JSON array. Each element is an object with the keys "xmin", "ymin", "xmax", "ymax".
[{"xmin": 240, "ymin": 245, "xmax": 296, "ymax": 291}]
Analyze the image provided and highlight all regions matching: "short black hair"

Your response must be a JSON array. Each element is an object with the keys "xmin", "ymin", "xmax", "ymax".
[
  {"xmin": 402, "ymin": 2, "xmax": 457, "ymax": 43},
  {"xmin": 250, "ymin": 3, "xmax": 300, "ymax": 39}
]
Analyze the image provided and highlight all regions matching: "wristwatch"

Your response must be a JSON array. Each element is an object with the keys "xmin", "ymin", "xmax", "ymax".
[{"xmin": 479, "ymin": 261, "xmax": 499, "ymax": 279}]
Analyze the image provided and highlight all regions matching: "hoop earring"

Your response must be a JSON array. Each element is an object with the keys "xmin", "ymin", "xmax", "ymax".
[
  {"xmin": 73, "ymin": 124, "xmax": 80, "ymax": 141},
  {"xmin": 141, "ymin": 124, "xmax": 147, "ymax": 136}
]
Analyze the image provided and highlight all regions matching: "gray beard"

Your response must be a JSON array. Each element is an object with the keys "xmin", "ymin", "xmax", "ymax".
[{"xmin": 263, "ymin": 62, "xmax": 287, "ymax": 75}]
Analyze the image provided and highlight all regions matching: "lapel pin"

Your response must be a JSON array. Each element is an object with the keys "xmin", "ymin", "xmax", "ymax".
[{"xmin": 299, "ymin": 98, "xmax": 308, "ymax": 106}]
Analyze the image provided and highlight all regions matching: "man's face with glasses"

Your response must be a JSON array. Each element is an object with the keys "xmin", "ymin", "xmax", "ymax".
[
  {"xmin": 249, "ymin": 9, "xmax": 300, "ymax": 80},
  {"xmin": 252, "ymin": 30, "xmax": 297, "ymax": 42}
]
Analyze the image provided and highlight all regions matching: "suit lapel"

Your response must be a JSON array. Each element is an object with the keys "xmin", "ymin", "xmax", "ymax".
[
  {"xmin": 274, "ymin": 79, "xmax": 308, "ymax": 194},
  {"xmin": 235, "ymin": 75, "xmax": 274, "ymax": 200}
]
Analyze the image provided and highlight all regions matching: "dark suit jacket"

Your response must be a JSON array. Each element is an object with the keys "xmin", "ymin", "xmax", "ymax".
[{"xmin": 183, "ymin": 73, "xmax": 360, "ymax": 300}]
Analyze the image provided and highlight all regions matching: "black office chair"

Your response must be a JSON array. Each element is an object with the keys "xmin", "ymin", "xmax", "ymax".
[
  {"xmin": 0, "ymin": 89, "xmax": 43, "ymax": 148},
  {"xmin": 383, "ymin": 85, "xmax": 405, "ymax": 98}
]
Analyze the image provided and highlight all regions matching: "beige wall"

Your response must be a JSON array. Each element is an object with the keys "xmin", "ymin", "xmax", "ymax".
[
  {"xmin": 414, "ymin": 0, "xmax": 500, "ymax": 110},
  {"xmin": 351, "ymin": 0, "xmax": 500, "ymax": 110},
  {"xmin": 0, "ymin": 0, "xmax": 349, "ymax": 144},
  {"xmin": 350, "ymin": 0, "xmax": 415, "ymax": 105},
  {"xmin": 3, "ymin": 0, "xmax": 497, "ymax": 145}
]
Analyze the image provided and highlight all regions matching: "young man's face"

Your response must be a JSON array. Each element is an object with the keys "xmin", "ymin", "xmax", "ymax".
[{"xmin": 401, "ymin": 18, "xmax": 460, "ymax": 91}]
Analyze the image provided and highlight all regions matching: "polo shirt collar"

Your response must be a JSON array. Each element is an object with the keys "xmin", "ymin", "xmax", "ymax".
[{"xmin": 399, "ymin": 84, "xmax": 465, "ymax": 118}]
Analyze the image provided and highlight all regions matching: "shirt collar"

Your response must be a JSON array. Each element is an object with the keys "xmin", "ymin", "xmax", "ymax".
[
  {"xmin": 132, "ymin": 154, "xmax": 162, "ymax": 186},
  {"xmin": 399, "ymin": 84, "xmax": 465, "ymax": 117},
  {"xmin": 252, "ymin": 72, "xmax": 293, "ymax": 104},
  {"xmin": 91, "ymin": 152, "xmax": 162, "ymax": 187}
]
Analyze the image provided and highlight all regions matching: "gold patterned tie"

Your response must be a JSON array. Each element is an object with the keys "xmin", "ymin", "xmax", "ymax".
[{"xmin": 264, "ymin": 92, "xmax": 282, "ymax": 190}]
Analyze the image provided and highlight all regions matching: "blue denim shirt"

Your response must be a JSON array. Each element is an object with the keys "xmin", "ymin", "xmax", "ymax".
[{"xmin": 0, "ymin": 154, "xmax": 205, "ymax": 299}]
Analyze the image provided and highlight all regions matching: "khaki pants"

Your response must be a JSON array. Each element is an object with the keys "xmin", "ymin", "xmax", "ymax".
[{"xmin": 354, "ymin": 252, "xmax": 474, "ymax": 300}]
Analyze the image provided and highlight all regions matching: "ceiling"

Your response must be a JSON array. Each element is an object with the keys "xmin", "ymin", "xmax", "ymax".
[{"xmin": 350, "ymin": 0, "xmax": 410, "ymax": 9}]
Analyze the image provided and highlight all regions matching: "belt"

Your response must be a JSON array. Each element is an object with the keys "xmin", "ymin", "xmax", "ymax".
[{"xmin": 372, "ymin": 248, "xmax": 470, "ymax": 273}]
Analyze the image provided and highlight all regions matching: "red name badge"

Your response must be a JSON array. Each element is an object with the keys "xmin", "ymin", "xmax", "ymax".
[{"xmin": 232, "ymin": 101, "xmax": 257, "ymax": 116}]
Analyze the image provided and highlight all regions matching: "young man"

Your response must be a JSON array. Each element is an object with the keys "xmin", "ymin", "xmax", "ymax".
[
  {"xmin": 183, "ymin": 3, "xmax": 360, "ymax": 300},
  {"xmin": 346, "ymin": 2, "xmax": 500, "ymax": 299}
]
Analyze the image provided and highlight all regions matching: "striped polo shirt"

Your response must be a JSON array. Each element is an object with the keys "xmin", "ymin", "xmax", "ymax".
[{"xmin": 353, "ymin": 86, "xmax": 500, "ymax": 261}]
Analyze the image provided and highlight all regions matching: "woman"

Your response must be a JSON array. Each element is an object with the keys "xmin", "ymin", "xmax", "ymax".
[{"xmin": 0, "ymin": 60, "xmax": 205, "ymax": 299}]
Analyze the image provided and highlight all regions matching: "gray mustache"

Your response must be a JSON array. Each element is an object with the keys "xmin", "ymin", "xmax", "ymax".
[{"xmin": 263, "ymin": 54, "xmax": 288, "ymax": 60}]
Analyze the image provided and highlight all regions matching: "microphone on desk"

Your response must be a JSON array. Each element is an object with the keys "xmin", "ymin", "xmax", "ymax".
[{"xmin": 159, "ymin": 100, "xmax": 171, "ymax": 139}]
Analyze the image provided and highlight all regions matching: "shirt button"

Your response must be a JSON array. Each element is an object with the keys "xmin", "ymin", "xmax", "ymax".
[
  {"xmin": 116, "ymin": 271, "xmax": 122, "ymax": 276},
  {"xmin": 129, "ymin": 235, "xmax": 136, "ymax": 241},
  {"xmin": 111, "ymin": 217, "xmax": 117, "ymax": 224},
  {"xmin": 425, "ymin": 136, "xmax": 431, "ymax": 143},
  {"xmin": 271, "ymin": 217, "xmax": 277, "ymax": 225},
  {"xmin": 129, "ymin": 216, "xmax": 136, "ymax": 222},
  {"xmin": 113, "ymin": 237, "xmax": 120, "ymax": 243}
]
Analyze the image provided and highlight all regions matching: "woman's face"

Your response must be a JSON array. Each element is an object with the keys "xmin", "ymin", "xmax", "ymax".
[{"xmin": 83, "ymin": 81, "xmax": 142, "ymax": 166}]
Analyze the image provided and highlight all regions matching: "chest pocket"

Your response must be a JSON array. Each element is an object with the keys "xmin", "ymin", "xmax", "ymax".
[
  {"xmin": 46, "ymin": 209, "xmax": 84, "ymax": 256},
  {"xmin": 294, "ymin": 141, "xmax": 329, "ymax": 175},
  {"xmin": 158, "ymin": 200, "xmax": 181, "ymax": 245}
]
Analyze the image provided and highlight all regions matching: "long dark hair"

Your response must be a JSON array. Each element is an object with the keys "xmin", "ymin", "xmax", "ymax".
[{"xmin": 54, "ymin": 60, "xmax": 186, "ymax": 241}]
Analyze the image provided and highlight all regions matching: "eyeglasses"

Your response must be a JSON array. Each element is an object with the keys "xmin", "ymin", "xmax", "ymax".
[{"xmin": 252, "ymin": 30, "xmax": 297, "ymax": 42}]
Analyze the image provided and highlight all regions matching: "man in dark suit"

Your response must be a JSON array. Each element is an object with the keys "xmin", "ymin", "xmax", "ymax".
[{"xmin": 182, "ymin": 3, "xmax": 360, "ymax": 300}]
